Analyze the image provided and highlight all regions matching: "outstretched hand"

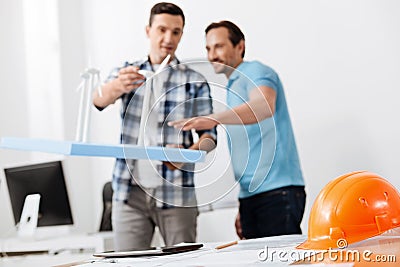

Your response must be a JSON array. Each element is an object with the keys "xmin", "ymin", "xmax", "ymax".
[
  {"xmin": 168, "ymin": 116, "xmax": 219, "ymax": 131},
  {"xmin": 163, "ymin": 144, "xmax": 185, "ymax": 171}
]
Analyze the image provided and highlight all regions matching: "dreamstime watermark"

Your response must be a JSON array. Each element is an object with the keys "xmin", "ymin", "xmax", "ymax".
[{"xmin": 257, "ymin": 239, "xmax": 397, "ymax": 263}]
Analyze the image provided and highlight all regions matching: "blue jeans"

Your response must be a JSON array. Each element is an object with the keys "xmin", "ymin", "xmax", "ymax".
[{"xmin": 239, "ymin": 186, "xmax": 306, "ymax": 239}]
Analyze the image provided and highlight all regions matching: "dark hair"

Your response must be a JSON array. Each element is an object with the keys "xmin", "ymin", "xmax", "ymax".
[
  {"xmin": 205, "ymin": 20, "xmax": 245, "ymax": 58},
  {"xmin": 149, "ymin": 2, "xmax": 185, "ymax": 27}
]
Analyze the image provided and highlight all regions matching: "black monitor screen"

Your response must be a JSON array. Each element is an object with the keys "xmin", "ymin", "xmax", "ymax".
[{"xmin": 4, "ymin": 161, "xmax": 73, "ymax": 227}]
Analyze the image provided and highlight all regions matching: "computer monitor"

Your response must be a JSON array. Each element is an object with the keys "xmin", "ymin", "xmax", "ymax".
[{"xmin": 4, "ymin": 161, "xmax": 74, "ymax": 228}]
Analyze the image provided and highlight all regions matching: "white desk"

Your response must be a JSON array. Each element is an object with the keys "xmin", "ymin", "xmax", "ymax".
[
  {"xmin": 81, "ymin": 235, "xmax": 309, "ymax": 267},
  {"xmin": 3, "ymin": 234, "xmax": 400, "ymax": 267},
  {"xmin": 0, "ymin": 252, "xmax": 94, "ymax": 267},
  {"xmin": 69, "ymin": 234, "xmax": 400, "ymax": 267},
  {"xmin": 67, "ymin": 235, "xmax": 317, "ymax": 266},
  {"xmin": 0, "ymin": 233, "xmax": 110, "ymax": 253},
  {"xmin": 0, "ymin": 232, "xmax": 113, "ymax": 267},
  {"xmin": 2, "ymin": 235, "xmax": 308, "ymax": 267}
]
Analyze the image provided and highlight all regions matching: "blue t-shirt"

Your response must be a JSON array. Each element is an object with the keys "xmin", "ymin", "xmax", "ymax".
[{"xmin": 226, "ymin": 61, "xmax": 304, "ymax": 199}]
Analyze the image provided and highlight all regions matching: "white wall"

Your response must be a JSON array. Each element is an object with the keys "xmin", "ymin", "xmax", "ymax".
[
  {"xmin": 1, "ymin": 0, "xmax": 400, "ymax": 241},
  {"xmin": 0, "ymin": 0, "xmax": 95, "ymax": 236},
  {"xmin": 0, "ymin": 0, "xmax": 30, "ymax": 236}
]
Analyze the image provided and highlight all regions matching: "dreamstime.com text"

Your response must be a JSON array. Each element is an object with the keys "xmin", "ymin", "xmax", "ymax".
[{"xmin": 257, "ymin": 246, "xmax": 397, "ymax": 263}]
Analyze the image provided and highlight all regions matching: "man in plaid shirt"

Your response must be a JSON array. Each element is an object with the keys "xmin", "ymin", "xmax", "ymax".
[{"xmin": 93, "ymin": 3, "xmax": 216, "ymax": 251}]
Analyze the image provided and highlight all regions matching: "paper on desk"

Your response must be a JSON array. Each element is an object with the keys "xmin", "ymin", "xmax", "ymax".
[
  {"xmin": 82, "ymin": 246, "xmax": 212, "ymax": 266},
  {"xmin": 292, "ymin": 265, "xmax": 354, "ymax": 267},
  {"xmin": 77, "ymin": 260, "xmax": 150, "ymax": 267},
  {"xmin": 210, "ymin": 235, "xmax": 320, "ymax": 265},
  {"xmin": 161, "ymin": 235, "xmax": 306, "ymax": 266},
  {"xmin": 218, "ymin": 234, "xmax": 307, "ymax": 251},
  {"xmin": 240, "ymin": 234, "xmax": 306, "ymax": 247},
  {"xmin": 75, "ymin": 235, "xmax": 354, "ymax": 267}
]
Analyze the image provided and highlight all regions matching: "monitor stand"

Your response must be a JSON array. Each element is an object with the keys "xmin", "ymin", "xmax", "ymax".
[
  {"xmin": 16, "ymin": 194, "xmax": 73, "ymax": 241},
  {"xmin": 3, "ymin": 195, "xmax": 102, "ymax": 254},
  {"xmin": 17, "ymin": 194, "xmax": 40, "ymax": 239}
]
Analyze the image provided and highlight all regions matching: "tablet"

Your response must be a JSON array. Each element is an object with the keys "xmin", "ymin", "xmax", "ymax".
[{"xmin": 93, "ymin": 243, "xmax": 203, "ymax": 258}]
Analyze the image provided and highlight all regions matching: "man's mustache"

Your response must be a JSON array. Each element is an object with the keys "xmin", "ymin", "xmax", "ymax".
[{"xmin": 210, "ymin": 60, "xmax": 224, "ymax": 64}]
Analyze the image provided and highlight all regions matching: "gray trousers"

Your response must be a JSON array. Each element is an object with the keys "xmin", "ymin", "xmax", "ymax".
[{"xmin": 112, "ymin": 186, "xmax": 198, "ymax": 251}]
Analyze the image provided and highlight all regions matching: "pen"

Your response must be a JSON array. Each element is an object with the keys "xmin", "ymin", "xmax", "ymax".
[{"xmin": 215, "ymin": 240, "xmax": 238, "ymax": 250}]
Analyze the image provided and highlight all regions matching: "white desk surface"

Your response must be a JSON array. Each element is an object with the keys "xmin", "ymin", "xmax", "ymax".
[
  {"xmin": 61, "ymin": 235, "xmax": 346, "ymax": 267},
  {"xmin": 2, "ymin": 234, "xmax": 400, "ymax": 266},
  {"xmin": 1, "ymin": 233, "xmax": 106, "ymax": 253},
  {"xmin": 0, "ymin": 235, "xmax": 310, "ymax": 267},
  {"xmin": 0, "ymin": 252, "xmax": 94, "ymax": 267},
  {"xmin": 0, "ymin": 233, "xmax": 111, "ymax": 267}
]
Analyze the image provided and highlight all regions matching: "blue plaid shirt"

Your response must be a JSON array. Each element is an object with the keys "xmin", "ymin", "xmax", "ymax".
[{"xmin": 108, "ymin": 57, "xmax": 216, "ymax": 207}]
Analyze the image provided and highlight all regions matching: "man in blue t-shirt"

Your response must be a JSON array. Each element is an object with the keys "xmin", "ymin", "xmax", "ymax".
[{"xmin": 170, "ymin": 20, "xmax": 306, "ymax": 239}]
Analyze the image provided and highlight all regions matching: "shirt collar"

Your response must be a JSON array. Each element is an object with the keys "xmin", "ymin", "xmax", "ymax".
[
  {"xmin": 230, "ymin": 61, "xmax": 246, "ymax": 79},
  {"xmin": 146, "ymin": 56, "xmax": 179, "ymax": 68},
  {"xmin": 228, "ymin": 61, "xmax": 246, "ymax": 86}
]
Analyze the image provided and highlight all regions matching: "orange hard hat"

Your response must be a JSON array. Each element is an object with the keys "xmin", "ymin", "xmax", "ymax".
[{"xmin": 297, "ymin": 171, "xmax": 400, "ymax": 250}]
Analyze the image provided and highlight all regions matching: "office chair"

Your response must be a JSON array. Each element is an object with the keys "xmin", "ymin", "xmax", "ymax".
[{"xmin": 99, "ymin": 181, "xmax": 113, "ymax": 231}]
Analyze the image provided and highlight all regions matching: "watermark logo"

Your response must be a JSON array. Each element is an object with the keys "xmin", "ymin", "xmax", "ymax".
[
  {"xmin": 336, "ymin": 238, "xmax": 348, "ymax": 249},
  {"xmin": 257, "ymin": 238, "xmax": 397, "ymax": 263}
]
